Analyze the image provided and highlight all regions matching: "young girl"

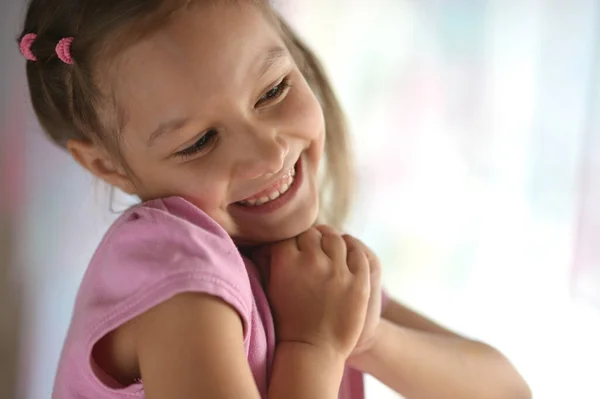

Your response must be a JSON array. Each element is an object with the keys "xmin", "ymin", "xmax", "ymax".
[{"xmin": 19, "ymin": 1, "xmax": 531, "ymax": 398}]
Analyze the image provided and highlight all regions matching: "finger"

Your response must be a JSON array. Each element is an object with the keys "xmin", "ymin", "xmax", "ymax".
[
  {"xmin": 271, "ymin": 238, "xmax": 299, "ymax": 263},
  {"xmin": 315, "ymin": 225, "xmax": 346, "ymax": 261},
  {"xmin": 297, "ymin": 227, "xmax": 322, "ymax": 252},
  {"xmin": 320, "ymin": 231, "xmax": 347, "ymax": 262},
  {"xmin": 343, "ymin": 235, "xmax": 381, "ymax": 273},
  {"xmin": 341, "ymin": 234, "xmax": 362, "ymax": 252},
  {"xmin": 346, "ymin": 245, "xmax": 369, "ymax": 277},
  {"xmin": 347, "ymin": 248, "xmax": 370, "ymax": 298},
  {"xmin": 342, "ymin": 234, "xmax": 371, "ymax": 265},
  {"xmin": 314, "ymin": 224, "xmax": 341, "ymax": 236}
]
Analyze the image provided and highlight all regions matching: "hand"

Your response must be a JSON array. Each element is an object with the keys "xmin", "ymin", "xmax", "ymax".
[
  {"xmin": 315, "ymin": 228, "xmax": 383, "ymax": 359},
  {"xmin": 267, "ymin": 226, "xmax": 370, "ymax": 358}
]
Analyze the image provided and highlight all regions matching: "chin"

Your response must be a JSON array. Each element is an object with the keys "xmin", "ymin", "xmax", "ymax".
[
  {"xmin": 232, "ymin": 206, "xmax": 318, "ymax": 247},
  {"xmin": 227, "ymin": 155, "xmax": 322, "ymax": 247}
]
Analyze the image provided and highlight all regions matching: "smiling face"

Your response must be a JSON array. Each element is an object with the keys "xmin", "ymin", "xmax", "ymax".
[{"xmin": 77, "ymin": 2, "xmax": 326, "ymax": 244}]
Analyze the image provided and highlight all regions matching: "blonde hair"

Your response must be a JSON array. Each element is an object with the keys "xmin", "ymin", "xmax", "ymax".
[{"xmin": 19, "ymin": 0, "xmax": 354, "ymax": 227}]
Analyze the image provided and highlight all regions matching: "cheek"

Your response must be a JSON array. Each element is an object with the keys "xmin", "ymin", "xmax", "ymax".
[
  {"xmin": 172, "ymin": 166, "xmax": 229, "ymax": 209},
  {"xmin": 185, "ymin": 184, "xmax": 225, "ymax": 210},
  {"xmin": 131, "ymin": 159, "xmax": 229, "ymax": 208}
]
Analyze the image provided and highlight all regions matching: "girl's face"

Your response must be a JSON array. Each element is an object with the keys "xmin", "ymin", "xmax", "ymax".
[{"xmin": 101, "ymin": 3, "xmax": 325, "ymax": 244}]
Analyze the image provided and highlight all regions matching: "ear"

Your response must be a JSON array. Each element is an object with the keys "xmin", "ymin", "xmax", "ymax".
[{"xmin": 66, "ymin": 139, "xmax": 138, "ymax": 195}]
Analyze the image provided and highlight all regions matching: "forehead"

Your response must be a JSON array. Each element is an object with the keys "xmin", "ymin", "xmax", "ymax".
[{"xmin": 107, "ymin": 2, "xmax": 284, "ymax": 141}]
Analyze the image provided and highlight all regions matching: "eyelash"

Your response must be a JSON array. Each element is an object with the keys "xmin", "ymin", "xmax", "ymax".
[
  {"xmin": 175, "ymin": 78, "xmax": 292, "ymax": 159},
  {"xmin": 175, "ymin": 129, "xmax": 218, "ymax": 159},
  {"xmin": 257, "ymin": 77, "xmax": 292, "ymax": 106}
]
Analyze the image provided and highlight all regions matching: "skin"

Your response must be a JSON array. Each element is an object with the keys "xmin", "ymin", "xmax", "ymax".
[
  {"xmin": 71, "ymin": 2, "xmax": 324, "ymax": 245},
  {"xmin": 75, "ymin": 3, "xmax": 361, "ymax": 398},
  {"xmin": 70, "ymin": 2, "xmax": 531, "ymax": 398}
]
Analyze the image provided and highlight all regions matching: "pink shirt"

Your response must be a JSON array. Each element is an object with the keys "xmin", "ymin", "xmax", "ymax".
[{"xmin": 52, "ymin": 196, "xmax": 372, "ymax": 399}]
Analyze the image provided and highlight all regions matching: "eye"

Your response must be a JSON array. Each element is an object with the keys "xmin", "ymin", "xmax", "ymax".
[
  {"xmin": 175, "ymin": 129, "xmax": 218, "ymax": 158},
  {"xmin": 256, "ymin": 77, "xmax": 292, "ymax": 107}
]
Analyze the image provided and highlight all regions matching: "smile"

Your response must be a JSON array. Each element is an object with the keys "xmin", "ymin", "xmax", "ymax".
[
  {"xmin": 232, "ymin": 157, "xmax": 304, "ymax": 214},
  {"xmin": 237, "ymin": 167, "xmax": 296, "ymax": 207}
]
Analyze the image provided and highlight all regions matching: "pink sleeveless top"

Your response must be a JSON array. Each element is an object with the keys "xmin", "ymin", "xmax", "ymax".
[{"xmin": 52, "ymin": 196, "xmax": 369, "ymax": 399}]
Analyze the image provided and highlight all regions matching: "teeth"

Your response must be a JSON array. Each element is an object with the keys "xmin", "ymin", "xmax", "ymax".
[{"xmin": 239, "ymin": 173, "xmax": 296, "ymax": 207}]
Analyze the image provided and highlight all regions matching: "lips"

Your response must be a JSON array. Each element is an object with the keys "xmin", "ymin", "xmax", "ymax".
[
  {"xmin": 237, "ymin": 167, "xmax": 296, "ymax": 207},
  {"xmin": 231, "ymin": 157, "xmax": 303, "ymax": 214}
]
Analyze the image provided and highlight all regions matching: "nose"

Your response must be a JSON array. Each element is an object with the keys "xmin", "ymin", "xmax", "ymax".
[{"xmin": 234, "ymin": 126, "xmax": 290, "ymax": 180}]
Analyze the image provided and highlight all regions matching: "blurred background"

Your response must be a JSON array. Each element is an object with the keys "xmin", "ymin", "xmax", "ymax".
[{"xmin": 1, "ymin": 0, "xmax": 599, "ymax": 398}]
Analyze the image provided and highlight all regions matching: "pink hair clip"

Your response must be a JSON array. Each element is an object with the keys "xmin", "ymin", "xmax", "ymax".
[
  {"xmin": 20, "ymin": 33, "xmax": 37, "ymax": 62},
  {"xmin": 56, "ymin": 37, "xmax": 74, "ymax": 65}
]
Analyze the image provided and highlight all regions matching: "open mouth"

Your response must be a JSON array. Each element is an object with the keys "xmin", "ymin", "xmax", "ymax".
[
  {"xmin": 233, "ymin": 157, "xmax": 303, "ymax": 212},
  {"xmin": 237, "ymin": 167, "xmax": 296, "ymax": 207}
]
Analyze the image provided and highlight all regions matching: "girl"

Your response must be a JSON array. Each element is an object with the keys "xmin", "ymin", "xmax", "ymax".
[{"xmin": 19, "ymin": 1, "xmax": 531, "ymax": 398}]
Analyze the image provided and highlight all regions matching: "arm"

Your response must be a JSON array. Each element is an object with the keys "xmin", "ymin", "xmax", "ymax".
[
  {"xmin": 270, "ymin": 342, "xmax": 346, "ymax": 399},
  {"xmin": 350, "ymin": 298, "xmax": 531, "ymax": 399},
  {"xmin": 132, "ymin": 293, "xmax": 346, "ymax": 399}
]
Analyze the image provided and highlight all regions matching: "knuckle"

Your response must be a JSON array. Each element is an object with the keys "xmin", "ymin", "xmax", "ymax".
[
  {"xmin": 322, "ymin": 232, "xmax": 343, "ymax": 246},
  {"xmin": 348, "ymin": 248, "xmax": 366, "ymax": 263},
  {"xmin": 355, "ymin": 253, "xmax": 370, "ymax": 271},
  {"xmin": 371, "ymin": 257, "xmax": 382, "ymax": 273},
  {"xmin": 316, "ymin": 224, "xmax": 339, "ymax": 235},
  {"xmin": 302, "ymin": 229, "xmax": 314, "ymax": 239},
  {"xmin": 353, "ymin": 278, "xmax": 370, "ymax": 299},
  {"xmin": 342, "ymin": 233, "xmax": 359, "ymax": 245},
  {"xmin": 342, "ymin": 233, "xmax": 356, "ymax": 240},
  {"xmin": 309, "ymin": 252, "xmax": 322, "ymax": 265},
  {"xmin": 304, "ymin": 251, "xmax": 325, "ymax": 270},
  {"xmin": 307, "ymin": 226, "xmax": 322, "ymax": 235},
  {"xmin": 360, "ymin": 254, "xmax": 370, "ymax": 269}
]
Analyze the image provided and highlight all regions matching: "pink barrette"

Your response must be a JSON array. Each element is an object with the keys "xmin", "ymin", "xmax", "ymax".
[
  {"xmin": 20, "ymin": 33, "xmax": 37, "ymax": 61},
  {"xmin": 56, "ymin": 37, "xmax": 74, "ymax": 65}
]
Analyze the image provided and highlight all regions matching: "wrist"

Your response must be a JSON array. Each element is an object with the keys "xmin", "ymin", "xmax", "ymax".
[
  {"xmin": 269, "ymin": 341, "xmax": 347, "ymax": 399},
  {"xmin": 347, "ymin": 320, "xmax": 393, "ymax": 370},
  {"xmin": 277, "ymin": 341, "xmax": 347, "ymax": 370}
]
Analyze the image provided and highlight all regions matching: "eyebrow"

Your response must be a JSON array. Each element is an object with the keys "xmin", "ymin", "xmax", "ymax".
[
  {"xmin": 146, "ymin": 46, "xmax": 288, "ymax": 147},
  {"xmin": 258, "ymin": 46, "xmax": 288, "ymax": 79},
  {"xmin": 147, "ymin": 117, "xmax": 190, "ymax": 147}
]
